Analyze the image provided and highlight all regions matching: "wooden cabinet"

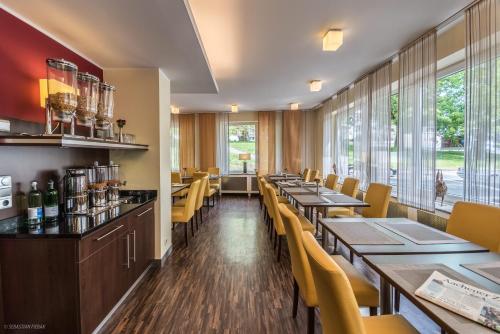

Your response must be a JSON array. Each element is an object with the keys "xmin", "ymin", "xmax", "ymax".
[{"xmin": 0, "ymin": 201, "xmax": 155, "ymax": 334}]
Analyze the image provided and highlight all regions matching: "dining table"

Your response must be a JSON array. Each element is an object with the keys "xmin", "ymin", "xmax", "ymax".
[
  {"xmin": 364, "ymin": 252, "xmax": 500, "ymax": 334},
  {"xmin": 171, "ymin": 183, "xmax": 188, "ymax": 195},
  {"xmin": 317, "ymin": 217, "xmax": 491, "ymax": 316}
]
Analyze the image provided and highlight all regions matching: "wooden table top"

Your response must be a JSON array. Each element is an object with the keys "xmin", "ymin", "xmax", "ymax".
[
  {"xmin": 364, "ymin": 252, "xmax": 500, "ymax": 334},
  {"xmin": 181, "ymin": 175, "xmax": 221, "ymax": 180},
  {"xmin": 287, "ymin": 192, "xmax": 369, "ymax": 208},
  {"xmin": 279, "ymin": 185, "xmax": 337, "ymax": 195},
  {"xmin": 171, "ymin": 184, "xmax": 188, "ymax": 195},
  {"xmin": 319, "ymin": 217, "xmax": 489, "ymax": 255}
]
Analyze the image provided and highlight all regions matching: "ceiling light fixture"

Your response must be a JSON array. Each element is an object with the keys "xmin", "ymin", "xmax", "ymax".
[
  {"xmin": 310, "ymin": 80, "xmax": 322, "ymax": 92},
  {"xmin": 290, "ymin": 103, "xmax": 299, "ymax": 110},
  {"xmin": 170, "ymin": 105, "xmax": 179, "ymax": 114},
  {"xmin": 323, "ymin": 29, "xmax": 343, "ymax": 51},
  {"xmin": 231, "ymin": 104, "xmax": 238, "ymax": 113}
]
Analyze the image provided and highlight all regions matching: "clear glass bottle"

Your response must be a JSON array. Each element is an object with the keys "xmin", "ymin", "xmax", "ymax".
[
  {"xmin": 44, "ymin": 180, "xmax": 59, "ymax": 224},
  {"xmin": 27, "ymin": 181, "xmax": 43, "ymax": 226}
]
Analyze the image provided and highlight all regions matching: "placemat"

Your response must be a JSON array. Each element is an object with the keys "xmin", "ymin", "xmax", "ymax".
[
  {"xmin": 462, "ymin": 262, "xmax": 500, "ymax": 285},
  {"xmin": 293, "ymin": 195, "xmax": 329, "ymax": 205},
  {"xmin": 282, "ymin": 187, "xmax": 312, "ymax": 194},
  {"xmin": 324, "ymin": 222, "xmax": 403, "ymax": 245},
  {"xmin": 322, "ymin": 194, "xmax": 364, "ymax": 205},
  {"xmin": 376, "ymin": 221, "xmax": 468, "ymax": 245}
]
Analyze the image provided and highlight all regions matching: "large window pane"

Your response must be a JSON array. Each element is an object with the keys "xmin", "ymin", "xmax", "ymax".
[
  {"xmin": 390, "ymin": 94, "xmax": 398, "ymax": 194},
  {"xmin": 229, "ymin": 122, "xmax": 257, "ymax": 173}
]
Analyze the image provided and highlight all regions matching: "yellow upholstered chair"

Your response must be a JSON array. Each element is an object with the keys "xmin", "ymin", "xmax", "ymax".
[
  {"xmin": 278, "ymin": 205, "xmax": 379, "ymax": 334},
  {"xmin": 309, "ymin": 170, "xmax": 320, "ymax": 182},
  {"xmin": 172, "ymin": 172, "xmax": 188, "ymax": 197},
  {"xmin": 171, "ymin": 180, "xmax": 200, "ymax": 246},
  {"xmin": 303, "ymin": 168, "xmax": 311, "ymax": 181},
  {"xmin": 361, "ymin": 183, "xmax": 392, "ymax": 218},
  {"xmin": 194, "ymin": 171, "xmax": 217, "ymax": 208},
  {"xmin": 447, "ymin": 201, "xmax": 500, "ymax": 252},
  {"xmin": 185, "ymin": 167, "xmax": 198, "ymax": 177},
  {"xmin": 325, "ymin": 174, "xmax": 339, "ymax": 191},
  {"xmin": 174, "ymin": 175, "xmax": 208, "ymax": 228},
  {"xmin": 302, "ymin": 231, "xmax": 418, "ymax": 334},
  {"xmin": 207, "ymin": 167, "xmax": 221, "ymax": 195},
  {"xmin": 327, "ymin": 177, "xmax": 360, "ymax": 217}
]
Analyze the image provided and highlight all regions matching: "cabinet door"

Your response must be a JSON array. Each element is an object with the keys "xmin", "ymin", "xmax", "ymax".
[
  {"xmin": 131, "ymin": 203, "xmax": 155, "ymax": 280},
  {"xmin": 79, "ymin": 229, "xmax": 131, "ymax": 334}
]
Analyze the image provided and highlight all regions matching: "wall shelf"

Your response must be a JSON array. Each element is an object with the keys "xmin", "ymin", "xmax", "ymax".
[{"xmin": 0, "ymin": 135, "xmax": 148, "ymax": 150}]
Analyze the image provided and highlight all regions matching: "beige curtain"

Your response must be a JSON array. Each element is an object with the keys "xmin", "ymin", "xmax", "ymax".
[
  {"xmin": 198, "ymin": 113, "xmax": 216, "ymax": 171},
  {"xmin": 282, "ymin": 110, "xmax": 303, "ymax": 174},
  {"xmin": 179, "ymin": 114, "xmax": 196, "ymax": 171},
  {"xmin": 258, "ymin": 111, "xmax": 276, "ymax": 174}
]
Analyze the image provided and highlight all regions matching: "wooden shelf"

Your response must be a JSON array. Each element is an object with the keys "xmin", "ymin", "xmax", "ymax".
[{"xmin": 0, "ymin": 134, "xmax": 148, "ymax": 150}]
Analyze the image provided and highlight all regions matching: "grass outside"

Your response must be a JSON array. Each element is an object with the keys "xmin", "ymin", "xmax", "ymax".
[
  {"xmin": 390, "ymin": 148, "xmax": 464, "ymax": 170},
  {"xmin": 229, "ymin": 141, "xmax": 256, "ymax": 172}
]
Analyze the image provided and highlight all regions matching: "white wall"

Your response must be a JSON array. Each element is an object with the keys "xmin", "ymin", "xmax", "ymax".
[{"xmin": 104, "ymin": 68, "xmax": 172, "ymax": 260}]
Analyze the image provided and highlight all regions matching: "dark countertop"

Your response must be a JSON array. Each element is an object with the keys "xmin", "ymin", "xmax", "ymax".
[{"xmin": 0, "ymin": 190, "xmax": 157, "ymax": 239}]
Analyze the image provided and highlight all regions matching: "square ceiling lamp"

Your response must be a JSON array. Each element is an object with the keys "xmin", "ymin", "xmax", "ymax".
[
  {"xmin": 231, "ymin": 104, "xmax": 238, "ymax": 113},
  {"xmin": 290, "ymin": 103, "xmax": 299, "ymax": 110},
  {"xmin": 170, "ymin": 105, "xmax": 179, "ymax": 114},
  {"xmin": 323, "ymin": 29, "xmax": 343, "ymax": 51},
  {"xmin": 310, "ymin": 80, "xmax": 322, "ymax": 92}
]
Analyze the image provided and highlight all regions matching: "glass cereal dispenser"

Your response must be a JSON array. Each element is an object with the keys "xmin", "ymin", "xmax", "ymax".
[
  {"xmin": 76, "ymin": 72, "xmax": 100, "ymax": 137},
  {"xmin": 45, "ymin": 58, "xmax": 78, "ymax": 134},
  {"xmin": 96, "ymin": 82, "xmax": 115, "ymax": 130}
]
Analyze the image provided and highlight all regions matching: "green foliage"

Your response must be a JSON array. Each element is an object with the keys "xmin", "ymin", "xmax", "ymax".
[{"xmin": 437, "ymin": 71, "xmax": 465, "ymax": 146}]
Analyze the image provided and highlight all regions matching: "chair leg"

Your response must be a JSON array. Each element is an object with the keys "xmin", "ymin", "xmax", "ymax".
[
  {"xmin": 184, "ymin": 223, "xmax": 188, "ymax": 247},
  {"xmin": 369, "ymin": 307, "xmax": 377, "ymax": 316},
  {"xmin": 200, "ymin": 210, "xmax": 203, "ymax": 224},
  {"xmin": 394, "ymin": 290, "xmax": 401, "ymax": 313},
  {"xmin": 334, "ymin": 236, "xmax": 338, "ymax": 252},
  {"xmin": 190, "ymin": 218, "xmax": 194, "ymax": 237},
  {"xmin": 292, "ymin": 279, "xmax": 299, "ymax": 318},
  {"xmin": 274, "ymin": 230, "xmax": 278, "ymax": 249},
  {"xmin": 307, "ymin": 307, "xmax": 315, "ymax": 334},
  {"xmin": 195, "ymin": 211, "xmax": 199, "ymax": 230},
  {"xmin": 277, "ymin": 236, "xmax": 282, "ymax": 262}
]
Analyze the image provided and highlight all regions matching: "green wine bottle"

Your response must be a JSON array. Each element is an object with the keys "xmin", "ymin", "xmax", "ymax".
[
  {"xmin": 27, "ymin": 181, "xmax": 43, "ymax": 226},
  {"xmin": 44, "ymin": 180, "xmax": 59, "ymax": 224}
]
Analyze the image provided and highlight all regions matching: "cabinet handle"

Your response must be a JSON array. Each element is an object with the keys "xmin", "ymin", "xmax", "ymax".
[
  {"xmin": 131, "ymin": 230, "xmax": 136, "ymax": 263},
  {"xmin": 126, "ymin": 234, "xmax": 130, "ymax": 269},
  {"xmin": 137, "ymin": 207, "xmax": 152, "ymax": 217},
  {"xmin": 94, "ymin": 225, "xmax": 124, "ymax": 241}
]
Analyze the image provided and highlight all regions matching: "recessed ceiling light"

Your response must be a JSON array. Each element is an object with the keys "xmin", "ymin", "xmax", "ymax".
[
  {"xmin": 231, "ymin": 104, "xmax": 238, "ymax": 112},
  {"xmin": 310, "ymin": 80, "xmax": 322, "ymax": 92},
  {"xmin": 290, "ymin": 103, "xmax": 299, "ymax": 110},
  {"xmin": 170, "ymin": 105, "xmax": 179, "ymax": 114},
  {"xmin": 323, "ymin": 29, "xmax": 343, "ymax": 51}
]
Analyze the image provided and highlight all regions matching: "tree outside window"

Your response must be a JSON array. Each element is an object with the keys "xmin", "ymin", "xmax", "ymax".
[{"xmin": 229, "ymin": 122, "xmax": 257, "ymax": 173}]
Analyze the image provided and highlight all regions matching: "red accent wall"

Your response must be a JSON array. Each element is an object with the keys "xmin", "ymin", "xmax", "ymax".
[{"xmin": 0, "ymin": 9, "xmax": 103, "ymax": 124}]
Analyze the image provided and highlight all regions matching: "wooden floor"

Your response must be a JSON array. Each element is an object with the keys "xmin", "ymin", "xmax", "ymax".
[{"xmin": 100, "ymin": 196, "xmax": 440, "ymax": 334}]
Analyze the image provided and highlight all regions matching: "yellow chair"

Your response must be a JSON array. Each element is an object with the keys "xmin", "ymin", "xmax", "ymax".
[
  {"xmin": 361, "ymin": 183, "xmax": 392, "ymax": 218},
  {"xmin": 309, "ymin": 170, "xmax": 320, "ymax": 182},
  {"xmin": 185, "ymin": 167, "xmax": 198, "ymax": 177},
  {"xmin": 266, "ymin": 184, "xmax": 315, "ymax": 262},
  {"xmin": 302, "ymin": 231, "xmax": 418, "ymax": 334},
  {"xmin": 327, "ymin": 177, "xmax": 360, "ymax": 217},
  {"xmin": 172, "ymin": 172, "xmax": 188, "ymax": 197},
  {"xmin": 324, "ymin": 174, "xmax": 339, "ymax": 191},
  {"xmin": 207, "ymin": 167, "xmax": 222, "ymax": 196},
  {"xmin": 279, "ymin": 205, "xmax": 379, "ymax": 334},
  {"xmin": 171, "ymin": 180, "xmax": 200, "ymax": 246},
  {"xmin": 194, "ymin": 172, "xmax": 217, "ymax": 208},
  {"xmin": 303, "ymin": 168, "xmax": 311, "ymax": 181},
  {"xmin": 447, "ymin": 201, "xmax": 500, "ymax": 252},
  {"xmin": 174, "ymin": 175, "xmax": 208, "ymax": 228}
]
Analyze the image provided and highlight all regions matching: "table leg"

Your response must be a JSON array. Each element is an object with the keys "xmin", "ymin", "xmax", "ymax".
[
  {"xmin": 380, "ymin": 277, "xmax": 393, "ymax": 315},
  {"xmin": 321, "ymin": 228, "xmax": 328, "ymax": 250}
]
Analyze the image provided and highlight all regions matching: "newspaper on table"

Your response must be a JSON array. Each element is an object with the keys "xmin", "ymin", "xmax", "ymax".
[{"xmin": 415, "ymin": 270, "xmax": 500, "ymax": 332}]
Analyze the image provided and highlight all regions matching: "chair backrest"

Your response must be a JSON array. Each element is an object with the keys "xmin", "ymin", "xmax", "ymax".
[
  {"xmin": 256, "ymin": 174, "xmax": 264, "ymax": 194},
  {"xmin": 309, "ymin": 170, "xmax": 320, "ymax": 182},
  {"xmin": 361, "ymin": 183, "xmax": 392, "ymax": 218},
  {"xmin": 303, "ymin": 168, "xmax": 311, "ymax": 181},
  {"xmin": 194, "ymin": 176, "xmax": 208, "ymax": 210},
  {"xmin": 185, "ymin": 167, "xmax": 197, "ymax": 177},
  {"xmin": 447, "ymin": 201, "xmax": 500, "ymax": 252},
  {"xmin": 260, "ymin": 177, "xmax": 270, "ymax": 208},
  {"xmin": 184, "ymin": 180, "xmax": 200, "ymax": 218},
  {"xmin": 340, "ymin": 178, "xmax": 359, "ymax": 198},
  {"xmin": 302, "ymin": 232, "xmax": 366, "ymax": 334},
  {"xmin": 172, "ymin": 172, "xmax": 182, "ymax": 184},
  {"xmin": 194, "ymin": 172, "xmax": 212, "ymax": 196},
  {"xmin": 207, "ymin": 167, "xmax": 221, "ymax": 186},
  {"xmin": 325, "ymin": 174, "xmax": 339, "ymax": 190},
  {"xmin": 278, "ymin": 204, "xmax": 317, "ymax": 306},
  {"xmin": 265, "ymin": 184, "xmax": 285, "ymax": 235}
]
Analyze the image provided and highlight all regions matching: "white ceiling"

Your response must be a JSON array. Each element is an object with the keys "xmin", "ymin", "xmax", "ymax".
[
  {"xmin": 0, "ymin": 0, "xmax": 217, "ymax": 94},
  {"xmin": 173, "ymin": 0, "xmax": 471, "ymax": 112},
  {"xmin": 1, "ymin": 0, "xmax": 471, "ymax": 112}
]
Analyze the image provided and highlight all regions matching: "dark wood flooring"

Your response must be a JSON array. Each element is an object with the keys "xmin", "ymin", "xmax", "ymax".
[{"xmin": 99, "ymin": 196, "xmax": 440, "ymax": 334}]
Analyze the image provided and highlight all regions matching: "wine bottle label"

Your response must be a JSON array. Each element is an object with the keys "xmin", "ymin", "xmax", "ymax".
[
  {"xmin": 44, "ymin": 206, "xmax": 59, "ymax": 218},
  {"xmin": 27, "ymin": 207, "xmax": 43, "ymax": 220}
]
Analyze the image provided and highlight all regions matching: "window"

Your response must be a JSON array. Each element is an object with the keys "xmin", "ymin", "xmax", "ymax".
[
  {"xmin": 390, "ymin": 94, "xmax": 398, "ymax": 194},
  {"xmin": 435, "ymin": 70, "xmax": 465, "ymax": 208},
  {"xmin": 228, "ymin": 122, "xmax": 257, "ymax": 173}
]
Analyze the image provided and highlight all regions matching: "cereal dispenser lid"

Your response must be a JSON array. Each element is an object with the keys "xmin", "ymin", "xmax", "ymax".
[{"xmin": 46, "ymin": 58, "xmax": 78, "ymax": 71}]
